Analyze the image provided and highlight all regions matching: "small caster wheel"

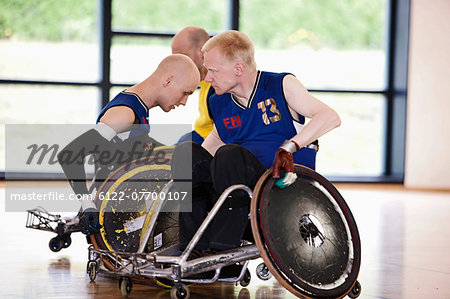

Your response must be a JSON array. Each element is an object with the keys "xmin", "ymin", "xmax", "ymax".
[
  {"xmin": 170, "ymin": 283, "xmax": 190, "ymax": 299},
  {"xmin": 119, "ymin": 277, "xmax": 133, "ymax": 297},
  {"xmin": 240, "ymin": 269, "xmax": 251, "ymax": 287},
  {"xmin": 49, "ymin": 237, "xmax": 63, "ymax": 252},
  {"xmin": 348, "ymin": 280, "xmax": 361, "ymax": 298},
  {"xmin": 87, "ymin": 261, "xmax": 97, "ymax": 282},
  {"xmin": 61, "ymin": 234, "xmax": 72, "ymax": 248},
  {"xmin": 256, "ymin": 263, "xmax": 272, "ymax": 281}
]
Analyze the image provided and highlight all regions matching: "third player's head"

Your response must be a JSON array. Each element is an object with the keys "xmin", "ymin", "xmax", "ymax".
[{"xmin": 171, "ymin": 26, "xmax": 210, "ymax": 81}]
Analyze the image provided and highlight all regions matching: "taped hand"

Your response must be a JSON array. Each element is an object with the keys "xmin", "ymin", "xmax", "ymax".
[
  {"xmin": 272, "ymin": 140, "xmax": 299, "ymax": 188},
  {"xmin": 272, "ymin": 148, "xmax": 294, "ymax": 178}
]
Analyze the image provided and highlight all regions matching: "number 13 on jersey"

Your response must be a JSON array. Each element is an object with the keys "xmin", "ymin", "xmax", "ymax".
[{"xmin": 257, "ymin": 98, "xmax": 281, "ymax": 125}]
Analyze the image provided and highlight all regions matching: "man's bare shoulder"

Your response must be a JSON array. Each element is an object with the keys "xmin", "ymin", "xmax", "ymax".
[{"xmin": 99, "ymin": 106, "xmax": 136, "ymax": 133}]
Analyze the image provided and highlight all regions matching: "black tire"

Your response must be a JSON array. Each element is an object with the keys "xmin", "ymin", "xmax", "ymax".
[
  {"xmin": 170, "ymin": 283, "xmax": 190, "ymax": 299},
  {"xmin": 87, "ymin": 261, "xmax": 97, "ymax": 282},
  {"xmin": 49, "ymin": 237, "xmax": 63, "ymax": 252},
  {"xmin": 256, "ymin": 263, "xmax": 272, "ymax": 281},
  {"xmin": 119, "ymin": 277, "xmax": 133, "ymax": 297},
  {"xmin": 61, "ymin": 234, "xmax": 72, "ymax": 248},
  {"xmin": 348, "ymin": 280, "xmax": 362, "ymax": 298},
  {"xmin": 240, "ymin": 269, "xmax": 251, "ymax": 287}
]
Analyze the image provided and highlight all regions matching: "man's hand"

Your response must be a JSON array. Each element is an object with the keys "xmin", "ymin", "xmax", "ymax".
[
  {"xmin": 272, "ymin": 140, "xmax": 299, "ymax": 188},
  {"xmin": 79, "ymin": 208, "xmax": 102, "ymax": 235},
  {"xmin": 272, "ymin": 139, "xmax": 299, "ymax": 178},
  {"xmin": 272, "ymin": 148, "xmax": 294, "ymax": 178}
]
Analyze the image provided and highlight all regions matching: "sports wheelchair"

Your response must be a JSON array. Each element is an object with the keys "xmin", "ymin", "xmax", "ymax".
[{"xmin": 27, "ymin": 145, "xmax": 362, "ymax": 298}]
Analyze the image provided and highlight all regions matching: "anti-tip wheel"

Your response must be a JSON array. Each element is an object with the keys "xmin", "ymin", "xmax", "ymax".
[
  {"xmin": 87, "ymin": 261, "xmax": 97, "ymax": 282},
  {"xmin": 348, "ymin": 280, "xmax": 361, "ymax": 298},
  {"xmin": 61, "ymin": 234, "xmax": 72, "ymax": 248},
  {"xmin": 240, "ymin": 269, "xmax": 251, "ymax": 287},
  {"xmin": 256, "ymin": 263, "xmax": 272, "ymax": 281},
  {"xmin": 49, "ymin": 237, "xmax": 63, "ymax": 252},
  {"xmin": 119, "ymin": 277, "xmax": 133, "ymax": 297},
  {"xmin": 170, "ymin": 283, "xmax": 190, "ymax": 299}
]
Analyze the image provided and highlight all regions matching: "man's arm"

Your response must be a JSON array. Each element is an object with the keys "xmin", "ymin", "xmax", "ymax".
[
  {"xmin": 57, "ymin": 124, "xmax": 117, "ymax": 195},
  {"xmin": 58, "ymin": 106, "xmax": 136, "ymax": 196},
  {"xmin": 283, "ymin": 74, "xmax": 341, "ymax": 148},
  {"xmin": 58, "ymin": 106, "xmax": 136, "ymax": 235},
  {"xmin": 272, "ymin": 75, "xmax": 340, "ymax": 181},
  {"xmin": 57, "ymin": 124, "xmax": 117, "ymax": 235},
  {"xmin": 98, "ymin": 106, "xmax": 137, "ymax": 133},
  {"xmin": 201, "ymin": 125, "xmax": 225, "ymax": 156}
]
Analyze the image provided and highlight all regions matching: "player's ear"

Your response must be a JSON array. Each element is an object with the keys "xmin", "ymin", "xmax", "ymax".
[
  {"xmin": 199, "ymin": 46, "xmax": 206, "ymax": 59},
  {"xmin": 163, "ymin": 75, "xmax": 173, "ymax": 87},
  {"xmin": 234, "ymin": 62, "xmax": 245, "ymax": 76},
  {"xmin": 198, "ymin": 47, "xmax": 204, "ymax": 59}
]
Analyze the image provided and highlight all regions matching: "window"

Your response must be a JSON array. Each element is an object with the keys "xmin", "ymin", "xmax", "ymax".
[
  {"xmin": 110, "ymin": 36, "xmax": 171, "ymax": 84},
  {"xmin": 0, "ymin": 0, "xmax": 99, "ymax": 82},
  {"xmin": 313, "ymin": 92, "xmax": 386, "ymax": 176},
  {"xmin": 242, "ymin": 0, "xmax": 388, "ymax": 91},
  {"xmin": 0, "ymin": 0, "xmax": 409, "ymax": 181}
]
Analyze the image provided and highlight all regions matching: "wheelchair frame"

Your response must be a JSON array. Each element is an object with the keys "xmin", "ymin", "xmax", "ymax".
[{"xmin": 87, "ymin": 182, "xmax": 264, "ymax": 298}]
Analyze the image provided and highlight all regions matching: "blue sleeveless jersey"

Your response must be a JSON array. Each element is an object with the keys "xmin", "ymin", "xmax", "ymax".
[
  {"xmin": 208, "ymin": 71, "xmax": 316, "ymax": 169},
  {"xmin": 96, "ymin": 91, "xmax": 150, "ymax": 137}
]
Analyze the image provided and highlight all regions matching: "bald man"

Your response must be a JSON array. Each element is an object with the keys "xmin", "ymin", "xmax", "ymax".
[
  {"xmin": 171, "ymin": 26, "xmax": 215, "ymax": 144},
  {"xmin": 98, "ymin": 53, "xmax": 200, "ymax": 133},
  {"xmin": 58, "ymin": 54, "xmax": 200, "ymax": 235}
]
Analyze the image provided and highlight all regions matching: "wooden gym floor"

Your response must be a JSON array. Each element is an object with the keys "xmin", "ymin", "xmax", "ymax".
[{"xmin": 0, "ymin": 182, "xmax": 449, "ymax": 298}]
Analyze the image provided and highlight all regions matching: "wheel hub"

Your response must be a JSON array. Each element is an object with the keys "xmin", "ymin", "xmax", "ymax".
[{"xmin": 299, "ymin": 214, "xmax": 325, "ymax": 248}]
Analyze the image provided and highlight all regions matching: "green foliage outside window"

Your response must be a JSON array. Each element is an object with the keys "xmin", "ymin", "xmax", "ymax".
[
  {"xmin": 241, "ymin": 0, "xmax": 386, "ymax": 49},
  {"xmin": 0, "ymin": 0, "xmax": 96, "ymax": 42},
  {"xmin": 0, "ymin": 0, "xmax": 385, "ymax": 50}
]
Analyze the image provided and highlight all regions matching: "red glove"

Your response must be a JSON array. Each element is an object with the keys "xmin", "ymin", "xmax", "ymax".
[{"xmin": 272, "ymin": 140, "xmax": 299, "ymax": 178}]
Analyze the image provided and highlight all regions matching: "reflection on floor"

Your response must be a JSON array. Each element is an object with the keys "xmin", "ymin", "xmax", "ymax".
[{"xmin": 0, "ymin": 183, "xmax": 449, "ymax": 298}]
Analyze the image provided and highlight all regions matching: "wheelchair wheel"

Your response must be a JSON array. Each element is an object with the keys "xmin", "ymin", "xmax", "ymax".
[
  {"xmin": 61, "ymin": 234, "xmax": 72, "ymax": 248},
  {"xmin": 49, "ymin": 236, "xmax": 63, "ymax": 252},
  {"xmin": 146, "ymin": 211, "xmax": 179, "ymax": 253},
  {"xmin": 89, "ymin": 146, "xmax": 179, "ymax": 274},
  {"xmin": 250, "ymin": 165, "xmax": 361, "ymax": 298}
]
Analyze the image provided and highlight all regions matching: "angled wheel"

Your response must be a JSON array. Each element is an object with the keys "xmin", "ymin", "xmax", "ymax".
[
  {"xmin": 88, "ymin": 146, "xmax": 183, "ymax": 289},
  {"xmin": 96, "ymin": 161, "xmax": 172, "ymax": 254},
  {"xmin": 251, "ymin": 165, "xmax": 361, "ymax": 298},
  {"xmin": 90, "ymin": 147, "xmax": 175, "ymax": 264}
]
